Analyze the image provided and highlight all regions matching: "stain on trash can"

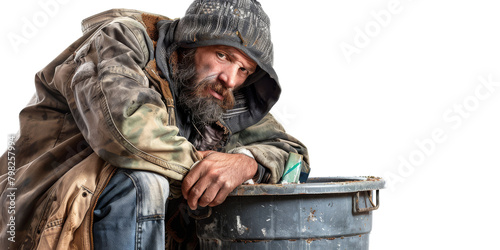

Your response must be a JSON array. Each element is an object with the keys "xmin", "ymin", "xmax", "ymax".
[{"xmin": 195, "ymin": 176, "xmax": 385, "ymax": 249}]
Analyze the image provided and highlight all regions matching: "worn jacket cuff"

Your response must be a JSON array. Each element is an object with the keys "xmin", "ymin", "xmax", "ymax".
[{"xmin": 230, "ymin": 148, "xmax": 268, "ymax": 184}]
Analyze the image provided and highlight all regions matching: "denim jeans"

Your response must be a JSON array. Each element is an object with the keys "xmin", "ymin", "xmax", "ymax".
[{"xmin": 93, "ymin": 169, "xmax": 170, "ymax": 250}]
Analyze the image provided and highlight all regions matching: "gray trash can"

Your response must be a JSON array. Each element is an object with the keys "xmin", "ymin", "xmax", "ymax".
[{"xmin": 196, "ymin": 176, "xmax": 385, "ymax": 249}]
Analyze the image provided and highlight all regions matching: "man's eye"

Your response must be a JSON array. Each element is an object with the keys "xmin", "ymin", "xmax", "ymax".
[
  {"xmin": 216, "ymin": 52, "xmax": 226, "ymax": 59},
  {"xmin": 240, "ymin": 67, "xmax": 248, "ymax": 73}
]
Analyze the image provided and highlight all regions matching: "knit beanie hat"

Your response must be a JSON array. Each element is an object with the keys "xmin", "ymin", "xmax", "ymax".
[{"xmin": 174, "ymin": 0, "xmax": 276, "ymax": 83}]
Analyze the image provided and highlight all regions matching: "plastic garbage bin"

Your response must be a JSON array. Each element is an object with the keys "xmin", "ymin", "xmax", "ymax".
[{"xmin": 195, "ymin": 176, "xmax": 384, "ymax": 249}]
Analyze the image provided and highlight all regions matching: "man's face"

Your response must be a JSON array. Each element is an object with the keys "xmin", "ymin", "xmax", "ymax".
[
  {"xmin": 175, "ymin": 45, "xmax": 257, "ymax": 125},
  {"xmin": 193, "ymin": 45, "xmax": 257, "ymax": 99}
]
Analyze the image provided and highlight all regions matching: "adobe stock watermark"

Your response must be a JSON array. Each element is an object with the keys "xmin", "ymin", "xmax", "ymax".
[
  {"xmin": 7, "ymin": 0, "xmax": 70, "ymax": 53},
  {"xmin": 384, "ymin": 74, "xmax": 499, "ymax": 191},
  {"xmin": 340, "ymin": 0, "xmax": 414, "ymax": 63},
  {"xmin": 273, "ymin": 105, "xmax": 298, "ymax": 128},
  {"xmin": 5, "ymin": 134, "xmax": 16, "ymax": 242}
]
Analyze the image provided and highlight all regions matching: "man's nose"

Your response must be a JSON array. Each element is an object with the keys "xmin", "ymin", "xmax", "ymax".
[{"xmin": 218, "ymin": 65, "xmax": 240, "ymax": 89}]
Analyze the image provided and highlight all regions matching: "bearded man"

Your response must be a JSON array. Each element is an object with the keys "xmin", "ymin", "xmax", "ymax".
[{"xmin": 0, "ymin": 0, "xmax": 309, "ymax": 249}]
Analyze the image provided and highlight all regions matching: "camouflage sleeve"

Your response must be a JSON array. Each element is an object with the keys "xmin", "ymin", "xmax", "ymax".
[
  {"xmin": 223, "ymin": 113, "xmax": 310, "ymax": 184},
  {"xmin": 67, "ymin": 19, "xmax": 200, "ymax": 181}
]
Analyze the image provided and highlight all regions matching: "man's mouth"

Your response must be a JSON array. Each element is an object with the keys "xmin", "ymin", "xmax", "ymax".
[{"xmin": 208, "ymin": 88, "xmax": 224, "ymax": 101}]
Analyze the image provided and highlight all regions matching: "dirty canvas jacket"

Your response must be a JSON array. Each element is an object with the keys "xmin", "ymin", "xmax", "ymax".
[{"xmin": 0, "ymin": 9, "xmax": 309, "ymax": 250}]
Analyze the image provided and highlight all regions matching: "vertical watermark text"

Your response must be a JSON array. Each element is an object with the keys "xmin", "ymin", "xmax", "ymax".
[{"xmin": 6, "ymin": 134, "xmax": 16, "ymax": 242}]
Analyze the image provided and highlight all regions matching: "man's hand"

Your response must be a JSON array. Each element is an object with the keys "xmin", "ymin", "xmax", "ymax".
[{"xmin": 181, "ymin": 150, "xmax": 258, "ymax": 210}]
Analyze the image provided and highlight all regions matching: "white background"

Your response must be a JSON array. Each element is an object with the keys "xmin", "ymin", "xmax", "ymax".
[{"xmin": 1, "ymin": 0, "xmax": 500, "ymax": 249}]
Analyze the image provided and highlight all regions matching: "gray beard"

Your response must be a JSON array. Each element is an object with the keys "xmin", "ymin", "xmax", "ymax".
[
  {"xmin": 179, "ymin": 81, "xmax": 225, "ymax": 126},
  {"xmin": 172, "ymin": 48, "xmax": 226, "ymax": 125}
]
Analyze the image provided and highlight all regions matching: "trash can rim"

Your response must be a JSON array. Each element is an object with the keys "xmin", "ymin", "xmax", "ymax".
[{"xmin": 229, "ymin": 176, "xmax": 385, "ymax": 196}]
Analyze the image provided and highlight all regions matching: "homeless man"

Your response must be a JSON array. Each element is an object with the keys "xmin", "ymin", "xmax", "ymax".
[{"xmin": 0, "ymin": 0, "xmax": 309, "ymax": 249}]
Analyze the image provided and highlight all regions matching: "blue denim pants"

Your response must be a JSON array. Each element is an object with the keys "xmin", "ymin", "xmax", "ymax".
[{"xmin": 93, "ymin": 169, "xmax": 170, "ymax": 250}]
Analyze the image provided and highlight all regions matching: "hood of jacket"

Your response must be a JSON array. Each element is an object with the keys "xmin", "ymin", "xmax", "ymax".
[{"xmin": 155, "ymin": 0, "xmax": 281, "ymax": 136}]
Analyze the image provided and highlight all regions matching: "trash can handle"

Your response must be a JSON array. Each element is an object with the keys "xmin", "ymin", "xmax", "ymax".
[{"xmin": 354, "ymin": 190, "xmax": 380, "ymax": 213}]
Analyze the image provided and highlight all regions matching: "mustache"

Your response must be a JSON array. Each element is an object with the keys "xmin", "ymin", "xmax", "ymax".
[{"xmin": 194, "ymin": 75, "xmax": 236, "ymax": 110}]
